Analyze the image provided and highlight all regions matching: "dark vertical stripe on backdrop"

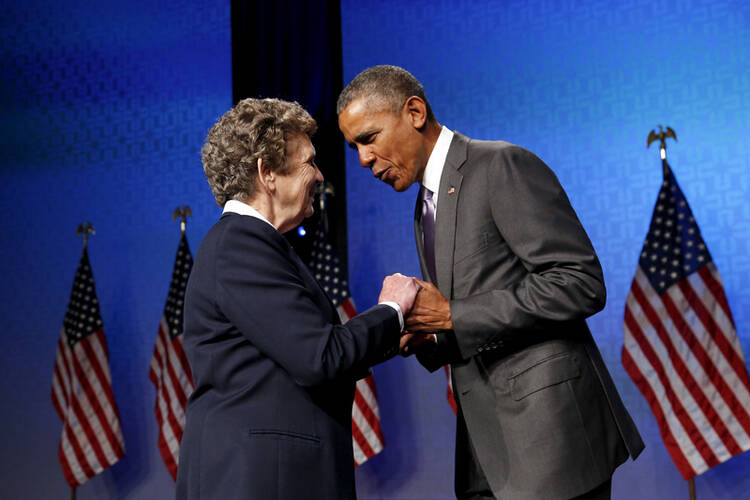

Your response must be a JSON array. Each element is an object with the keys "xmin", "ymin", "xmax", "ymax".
[{"xmin": 231, "ymin": 0, "xmax": 347, "ymax": 268}]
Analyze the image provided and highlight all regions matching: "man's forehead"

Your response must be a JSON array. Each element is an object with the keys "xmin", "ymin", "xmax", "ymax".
[
  {"xmin": 340, "ymin": 97, "xmax": 394, "ymax": 133},
  {"xmin": 346, "ymin": 95, "xmax": 391, "ymax": 116}
]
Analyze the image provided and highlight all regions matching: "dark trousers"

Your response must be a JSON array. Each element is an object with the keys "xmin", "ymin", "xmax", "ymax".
[{"xmin": 455, "ymin": 406, "xmax": 494, "ymax": 500}]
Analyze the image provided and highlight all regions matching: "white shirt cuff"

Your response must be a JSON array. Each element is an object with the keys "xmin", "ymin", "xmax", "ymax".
[{"xmin": 379, "ymin": 301, "xmax": 404, "ymax": 331}]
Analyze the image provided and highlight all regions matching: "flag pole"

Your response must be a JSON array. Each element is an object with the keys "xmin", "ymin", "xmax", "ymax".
[
  {"xmin": 316, "ymin": 181, "xmax": 335, "ymax": 233},
  {"xmin": 688, "ymin": 477, "xmax": 696, "ymax": 500},
  {"xmin": 648, "ymin": 126, "xmax": 693, "ymax": 500},
  {"xmin": 71, "ymin": 487, "xmax": 76, "ymax": 500},
  {"xmin": 172, "ymin": 205, "xmax": 192, "ymax": 234}
]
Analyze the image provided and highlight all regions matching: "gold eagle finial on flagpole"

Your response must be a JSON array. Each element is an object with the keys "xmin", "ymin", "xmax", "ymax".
[
  {"xmin": 76, "ymin": 222, "xmax": 95, "ymax": 249},
  {"xmin": 172, "ymin": 205, "xmax": 192, "ymax": 234},
  {"xmin": 647, "ymin": 125, "xmax": 677, "ymax": 161}
]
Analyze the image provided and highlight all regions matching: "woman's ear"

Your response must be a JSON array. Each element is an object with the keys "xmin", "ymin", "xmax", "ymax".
[{"xmin": 256, "ymin": 157, "xmax": 275, "ymax": 193}]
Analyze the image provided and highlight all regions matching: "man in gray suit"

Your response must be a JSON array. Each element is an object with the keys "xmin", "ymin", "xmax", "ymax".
[{"xmin": 337, "ymin": 65, "xmax": 644, "ymax": 500}]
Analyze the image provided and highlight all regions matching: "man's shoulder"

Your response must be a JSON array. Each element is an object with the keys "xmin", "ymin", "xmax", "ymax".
[
  {"xmin": 450, "ymin": 132, "xmax": 526, "ymax": 158},
  {"xmin": 457, "ymin": 135, "xmax": 539, "ymax": 167}
]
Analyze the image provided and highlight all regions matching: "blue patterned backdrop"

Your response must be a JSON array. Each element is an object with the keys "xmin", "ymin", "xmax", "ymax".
[
  {"xmin": 342, "ymin": 1, "xmax": 750, "ymax": 499},
  {"xmin": 0, "ymin": 1, "xmax": 230, "ymax": 498}
]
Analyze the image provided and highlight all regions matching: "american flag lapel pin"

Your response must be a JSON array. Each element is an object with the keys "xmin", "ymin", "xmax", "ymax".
[{"xmin": 448, "ymin": 187, "xmax": 455, "ymax": 195}]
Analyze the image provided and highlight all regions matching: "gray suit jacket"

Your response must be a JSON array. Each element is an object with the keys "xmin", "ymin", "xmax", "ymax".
[{"xmin": 415, "ymin": 133, "xmax": 644, "ymax": 500}]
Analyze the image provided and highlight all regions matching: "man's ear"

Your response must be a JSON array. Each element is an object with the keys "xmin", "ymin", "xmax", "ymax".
[
  {"xmin": 256, "ymin": 157, "xmax": 275, "ymax": 193},
  {"xmin": 404, "ymin": 96, "xmax": 428, "ymax": 130}
]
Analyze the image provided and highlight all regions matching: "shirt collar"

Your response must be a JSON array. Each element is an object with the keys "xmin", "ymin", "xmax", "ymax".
[
  {"xmin": 222, "ymin": 199, "xmax": 275, "ymax": 229},
  {"xmin": 421, "ymin": 126, "xmax": 454, "ymax": 199}
]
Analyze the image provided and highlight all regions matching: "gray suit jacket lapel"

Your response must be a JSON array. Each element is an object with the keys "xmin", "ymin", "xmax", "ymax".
[{"xmin": 434, "ymin": 133, "xmax": 468, "ymax": 297}]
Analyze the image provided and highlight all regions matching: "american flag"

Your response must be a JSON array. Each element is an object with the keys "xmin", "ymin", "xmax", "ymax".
[
  {"xmin": 149, "ymin": 232, "xmax": 194, "ymax": 480},
  {"xmin": 51, "ymin": 249, "xmax": 125, "ymax": 488},
  {"xmin": 308, "ymin": 223, "xmax": 385, "ymax": 466},
  {"xmin": 622, "ymin": 160, "xmax": 750, "ymax": 479}
]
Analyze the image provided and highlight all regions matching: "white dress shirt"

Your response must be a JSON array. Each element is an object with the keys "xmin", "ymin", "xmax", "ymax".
[
  {"xmin": 420, "ymin": 125, "xmax": 455, "ymax": 214},
  {"xmin": 418, "ymin": 126, "xmax": 454, "ymax": 343}
]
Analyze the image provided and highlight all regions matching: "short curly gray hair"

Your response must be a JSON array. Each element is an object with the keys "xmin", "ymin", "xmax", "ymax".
[{"xmin": 201, "ymin": 98, "xmax": 317, "ymax": 206}]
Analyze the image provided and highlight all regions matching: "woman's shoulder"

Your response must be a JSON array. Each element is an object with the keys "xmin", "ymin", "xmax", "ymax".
[{"xmin": 212, "ymin": 213, "xmax": 294, "ymax": 260}]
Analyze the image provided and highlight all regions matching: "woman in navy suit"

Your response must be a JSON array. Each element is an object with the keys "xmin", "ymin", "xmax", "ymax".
[{"xmin": 176, "ymin": 98, "xmax": 418, "ymax": 500}]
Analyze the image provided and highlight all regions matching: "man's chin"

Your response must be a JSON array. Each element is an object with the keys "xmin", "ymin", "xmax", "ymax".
[{"xmin": 390, "ymin": 180, "xmax": 412, "ymax": 192}]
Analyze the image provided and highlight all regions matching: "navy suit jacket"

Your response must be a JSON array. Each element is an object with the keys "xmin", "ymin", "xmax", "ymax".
[{"xmin": 176, "ymin": 213, "xmax": 400, "ymax": 500}]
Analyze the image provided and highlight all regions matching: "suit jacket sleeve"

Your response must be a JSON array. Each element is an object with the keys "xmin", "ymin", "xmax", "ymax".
[
  {"xmin": 450, "ymin": 145, "xmax": 606, "ymax": 360},
  {"xmin": 215, "ymin": 220, "xmax": 400, "ymax": 387}
]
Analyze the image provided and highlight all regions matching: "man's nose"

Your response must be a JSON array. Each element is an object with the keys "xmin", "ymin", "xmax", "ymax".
[{"xmin": 358, "ymin": 148, "xmax": 375, "ymax": 168}]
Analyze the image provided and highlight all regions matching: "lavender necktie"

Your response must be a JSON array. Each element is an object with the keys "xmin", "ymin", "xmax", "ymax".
[{"xmin": 420, "ymin": 185, "xmax": 437, "ymax": 285}]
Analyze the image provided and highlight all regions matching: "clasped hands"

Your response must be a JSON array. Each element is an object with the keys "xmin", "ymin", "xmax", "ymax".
[{"xmin": 379, "ymin": 274, "xmax": 453, "ymax": 356}]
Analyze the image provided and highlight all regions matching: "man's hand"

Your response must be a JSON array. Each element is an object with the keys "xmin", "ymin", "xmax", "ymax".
[
  {"xmin": 405, "ymin": 279, "xmax": 453, "ymax": 333},
  {"xmin": 379, "ymin": 273, "xmax": 421, "ymax": 315},
  {"xmin": 399, "ymin": 332, "xmax": 437, "ymax": 356}
]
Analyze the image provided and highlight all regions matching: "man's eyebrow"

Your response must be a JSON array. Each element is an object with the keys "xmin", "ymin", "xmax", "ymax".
[{"xmin": 354, "ymin": 129, "xmax": 377, "ymax": 144}]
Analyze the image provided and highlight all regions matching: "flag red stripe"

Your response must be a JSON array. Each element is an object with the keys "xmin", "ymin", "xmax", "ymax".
[
  {"xmin": 51, "ymin": 387, "xmax": 65, "ymax": 422},
  {"xmin": 88, "ymin": 330, "xmax": 120, "ymax": 414},
  {"xmin": 69, "ymin": 354, "xmax": 115, "ymax": 467},
  {"xmin": 351, "ymin": 419, "xmax": 376, "ymax": 458},
  {"xmin": 163, "ymin": 338, "xmax": 189, "ymax": 409},
  {"xmin": 624, "ymin": 295, "xmax": 720, "ymax": 467},
  {"xmin": 354, "ymin": 389, "xmax": 383, "ymax": 438},
  {"xmin": 75, "ymin": 334, "xmax": 125, "ymax": 457},
  {"xmin": 52, "ymin": 360, "xmax": 67, "ymax": 420},
  {"xmin": 363, "ymin": 373, "xmax": 377, "ymax": 394},
  {"xmin": 153, "ymin": 379, "xmax": 179, "ymax": 479},
  {"xmin": 678, "ymin": 276, "xmax": 750, "ymax": 390},
  {"xmin": 61, "ymin": 421, "xmax": 95, "ymax": 486},
  {"xmin": 171, "ymin": 335, "xmax": 194, "ymax": 386},
  {"xmin": 151, "ymin": 315, "xmax": 193, "ymax": 479},
  {"xmin": 622, "ymin": 347, "xmax": 696, "ymax": 478},
  {"xmin": 156, "ymin": 425, "xmax": 178, "ymax": 480},
  {"xmin": 64, "ymin": 403, "xmax": 101, "ymax": 478},
  {"xmin": 696, "ymin": 268, "xmax": 750, "ymax": 389},
  {"xmin": 445, "ymin": 365, "xmax": 457, "ymax": 414},
  {"xmin": 149, "ymin": 329, "xmax": 166, "ymax": 385},
  {"xmin": 698, "ymin": 266, "xmax": 735, "ymax": 327},
  {"xmin": 58, "ymin": 341, "xmax": 97, "ymax": 487},
  {"xmin": 57, "ymin": 433, "xmax": 79, "ymax": 488},
  {"xmin": 158, "ymin": 359, "xmax": 186, "ymax": 444},
  {"xmin": 55, "ymin": 336, "xmax": 72, "ymax": 405},
  {"xmin": 340, "ymin": 299, "xmax": 357, "ymax": 319},
  {"xmin": 660, "ymin": 290, "xmax": 750, "ymax": 440}
]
